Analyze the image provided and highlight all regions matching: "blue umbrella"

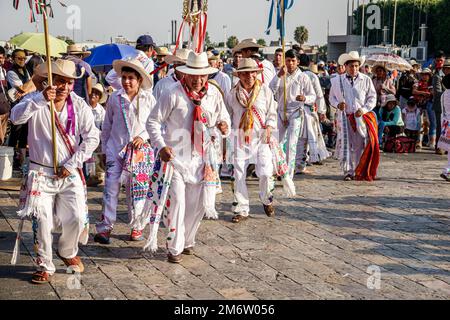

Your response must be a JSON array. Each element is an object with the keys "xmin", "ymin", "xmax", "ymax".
[{"xmin": 84, "ymin": 44, "xmax": 138, "ymax": 68}]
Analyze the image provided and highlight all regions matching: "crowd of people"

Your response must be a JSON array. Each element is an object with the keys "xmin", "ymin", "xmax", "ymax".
[{"xmin": 1, "ymin": 35, "xmax": 449, "ymax": 284}]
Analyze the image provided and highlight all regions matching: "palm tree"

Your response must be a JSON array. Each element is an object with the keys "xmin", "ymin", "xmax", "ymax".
[
  {"xmin": 226, "ymin": 36, "xmax": 239, "ymax": 49},
  {"xmin": 294, "ymin": 26, "xmax": 309, "ymax": 46}
]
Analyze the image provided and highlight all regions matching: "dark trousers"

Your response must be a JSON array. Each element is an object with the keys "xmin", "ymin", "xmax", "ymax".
[
  {"xmin": 7, "ymin": 123, "xmax": 28, "ymax": 148},
  {"xmin": 435, "ymin": 112, "xmax": 442, "ymax": 150}
]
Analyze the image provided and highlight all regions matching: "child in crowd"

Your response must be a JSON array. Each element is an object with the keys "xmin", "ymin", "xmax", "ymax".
[
  {"xmin": 86, "ymin": 83, "xmax": 107, "ymax": 186},
  {"xmin": 378, "ymin": 94, "xmax": 404, "ymax": 146},
  {"xmin": 402, "ymin": 97, "xmax": 422, "ymax": 146},
  {"xmin": 94, "ymin": 59, "xmax": 156, "ymax": 244}
]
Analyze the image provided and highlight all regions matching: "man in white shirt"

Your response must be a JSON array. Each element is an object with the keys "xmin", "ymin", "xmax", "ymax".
[
  {"xmin": 152, "ymin": 49, "xmax": 191, "ymax": 101},
  {"xmin": 105, "ymin": 35, "xmax": 155, "ymax": 93},
  {"xmin": 207, "ymin": 52, "xmax": 232, "ymax": 96},
  {"xmin": 10, "ymin": 59, "xmax": 99, "ymax": 284},
  {"xmin": 226, "ymin": 58, "xmax": 277, "ymax": 223},
  {"xmin": 232, "ymin": 38, "xmax": 276, "ymax": 85},
  {"xmin": 329, "ymin": 51, "xmax": 379, "ymax": 181},
  {"xmin": 269, "ymin": 49, "xmax": 317, "ymax": 178},
  {"xmin": 296, "ymin": 54, "xmax": 331, "ymax": 170},
  {"xmin": 147, "ymin": 52, "xmax": 230, "ymax": 263},
  {"xmin": 94, "ymin": 59, "xmax": 156, "ymax": 244}
]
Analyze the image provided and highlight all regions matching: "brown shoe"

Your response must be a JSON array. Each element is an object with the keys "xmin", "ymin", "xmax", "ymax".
[
  {"xmin": 167, "ymin": 253, "xmax": 183, "ymax": 263},
  {"xmin": 436, "ymin": 148, "xmax": 445, "ymax": 155},
  {"xmin": 263, "ymin": 204, "xmax": 275, "ymax": 217},
  {"xmin": 56, "ymin": 253, "xmax": 85, "ymax": 273},
  {"xmin": 344, "ymin": 174, "xmax": 353, "ymax": 181},
  {"xmin": 182, "ymin": 247, "xmax": 194, "ymax": 255}
]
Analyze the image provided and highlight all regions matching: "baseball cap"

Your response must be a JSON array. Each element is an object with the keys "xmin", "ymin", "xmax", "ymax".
[{"xmin": 136, "ymin": 35, "xmax": 155, "ymax": 47}]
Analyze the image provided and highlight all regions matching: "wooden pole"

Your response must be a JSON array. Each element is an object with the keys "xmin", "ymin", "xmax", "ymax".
[
  {"xmin": 392, "ymin": 0, "xmax": 398, "ymax": 47},
  {"xmin": 281, "ymin": 0, "xmax": 287, "ymax": 125},
  {"xmin": 42, "ymin": 1, "xmax": 58, "ymax": 174}
]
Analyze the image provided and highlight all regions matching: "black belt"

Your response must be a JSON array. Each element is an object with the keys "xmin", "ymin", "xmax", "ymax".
[{"xmin": 30, "ymin": 160, "xmax": 61, "ymax": 169}]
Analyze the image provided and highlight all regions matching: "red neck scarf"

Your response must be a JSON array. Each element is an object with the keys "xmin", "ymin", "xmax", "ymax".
[{"xmin": 181, "ymin": 79, "xmax": 209, "ymax": 156}]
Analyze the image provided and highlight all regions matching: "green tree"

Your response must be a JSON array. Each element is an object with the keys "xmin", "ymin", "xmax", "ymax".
[
  {"xmin": 318, "ymin": 45, "xmax": 328, "ymax": 61},
  {"xmin": 226, "ymin": 36, "xmax": 239, "ymax": 49},
  {"xmin": 294, "ymin": 26, "xmax": 309, "ymax": 45},
  {"xmin": 352, "ymin": 0, "xmax": 446, "ymax": 56},
  {"xmin": 205, "ymin": 32, "xmax": 212, "ymax": 47},
  {"xmin": 257, "ymin": 38, "xmax": 266, "ymax": 46},
  {"xmin": 57, "ymin": 35, "xmax": 74, "ymax": 45}
]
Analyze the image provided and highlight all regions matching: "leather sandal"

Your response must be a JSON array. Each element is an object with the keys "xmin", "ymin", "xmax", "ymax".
[
  {"xmin": 263, "ymin": 204, "xmax": 275, "ymax": 217},
  {"xmin": 231, "ymin": 214, "xmax": 248, "ymax": 223},
  {"xmin": 56, "ymin": 252, "xmax": 85, "ymax": 273},
  {"xmin": 31, "ymin": 271, "xmax": 52, "ymax": 284}
]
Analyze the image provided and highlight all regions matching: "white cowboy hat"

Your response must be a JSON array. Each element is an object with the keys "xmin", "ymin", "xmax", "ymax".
[
  {"xmin": 232, "ymin": 58, "xmax": 263, "ymax": 76},
  {"xmin": 176, "ymin": 52, "xmax": 218, "ymax": 76},
  {"xmin": 62, "ymin": 44, "xmax": 91, "ymax": 58},
  {"xmin": 164, "ymin": 48, "xmax": 192, "ymax": 65},
  {"xmin": 113, "ymin": 58, "xmax": 153, "ymax": 89},
  {"xmin": 91, "ymin": 83, "xmax": 107, "ymax": 104},
  {"xmin": 338, "ymin": 51, "xmax": 365, "ymax": 66},
  {"xmin": 232, "ymin": 38, "xmax": 264, "ymax": 54},
  {"xmin": 382, "ymin": 94, "xmax": 398, "ymax": 107},
  {"xmin": 36, "ymin": 59, "xmax": 85, "ymax": 79}
]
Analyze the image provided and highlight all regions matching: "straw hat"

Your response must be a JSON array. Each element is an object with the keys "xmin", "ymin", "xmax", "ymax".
[
  {"xmin": 309, "ymin": 64, "xmax": 319, "ymax": 74},
  {"xmin": 155, "ymin": 46, "xmax": 170, "ymax": 56},
  {"xmin": 420, "ymin": 68, "xmax": 433, "ymax": 75},
  {"xmin": 382, "ymin": 94, "xmax": 398, "ymax": 107},
  {"xmin": 176, "ymin": 52, "xmax": 218, "ymax": 76},
  {"xmin": 36, "ymin": 59, "xmax": 85, "ymax": 79},
  {"xmin": 63, "ymin": 44, "xmax": 91, "ymax": 58},
  {"xmin": 113, "ymin": 58, "xmax": 153, "ymax": 89},
  {"xmin": 91, "ymin": 83, "xmax": 107, "ymax": 104},
  {"xmin": 232, "ymin": 38, "xmax": 264, "ymax": 54},
  {"xmin": 409, "ymin": 59, "xmax": 420, "ymax": 67},
  {"xmin": 164, "ymin": 48, "xmax": 192, "ymax": 65},
  {"xmin": 207, "ymin": 51, "xmax": 220, "ymax": 61},
  {"xmin": 232, "ymin": 58, "xmax": 263, "ymax": 76},
  {"xmin": 443, "ymin": 59, "xmax": 450, "ymax": 68},
  {"xmin": 338, "ymin": 51, "xmax": 365, "ymax": 66}
]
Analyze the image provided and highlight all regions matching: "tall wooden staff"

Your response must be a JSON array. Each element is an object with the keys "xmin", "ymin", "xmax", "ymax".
[
  {"xmin": 41, "ymin": 0, "xmax": 58, "ymax": 174},
  {"xmin": 280, "ymin": 0, "xmax": 287, "ymax": 124}
]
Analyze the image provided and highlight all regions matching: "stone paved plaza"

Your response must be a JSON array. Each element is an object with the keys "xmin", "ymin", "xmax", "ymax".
[{"xmin": 0, "ymin": 149, "xmax": 449, "ymax": 300}]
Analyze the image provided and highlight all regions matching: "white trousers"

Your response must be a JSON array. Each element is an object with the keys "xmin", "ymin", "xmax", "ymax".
[
  {"xmin": 443, "ymin": 153, "xmax": 450, "ymax": 175},
  {"xmin": 166, "ymin": 170, "xmax": 205, "ymax": 256},
  {"xmin": 278, "ymin": 112, "xmax": 304, "ymax": 179},
  {"xmin": 30, "ymin": 165, "xmax": 86, "ymax": 274},
  {"xmin": 346, "ymin": 127, "xmax": 366, "ymax": 176},
  {"xmin": 233, "ymin": 142, "xmax": 274, "ymax": 216},
  {"xmin": 96, "ymin": 158, "xmax": 146, "ymax": 233}
]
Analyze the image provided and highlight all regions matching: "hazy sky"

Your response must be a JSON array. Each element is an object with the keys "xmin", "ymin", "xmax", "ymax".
[{"xmin": 0, "ymin": 0, "xmax": 351, "ymax": 46}]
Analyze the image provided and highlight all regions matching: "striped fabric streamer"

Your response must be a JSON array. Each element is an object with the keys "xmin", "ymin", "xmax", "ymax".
[{"xmin": 13, "ymin": 0, "xmax": 20, "ymax": 9}]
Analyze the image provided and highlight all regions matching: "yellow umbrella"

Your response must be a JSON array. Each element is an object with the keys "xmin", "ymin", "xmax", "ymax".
[{"xmin": 9, "ymin": 32, "xmax": 68, "ymax": 58}]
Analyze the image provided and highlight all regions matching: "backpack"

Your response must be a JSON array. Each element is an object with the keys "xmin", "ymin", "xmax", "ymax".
[{"xmin": 384, "ymin": 136, "xmax": 416, "ymax": 153}]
